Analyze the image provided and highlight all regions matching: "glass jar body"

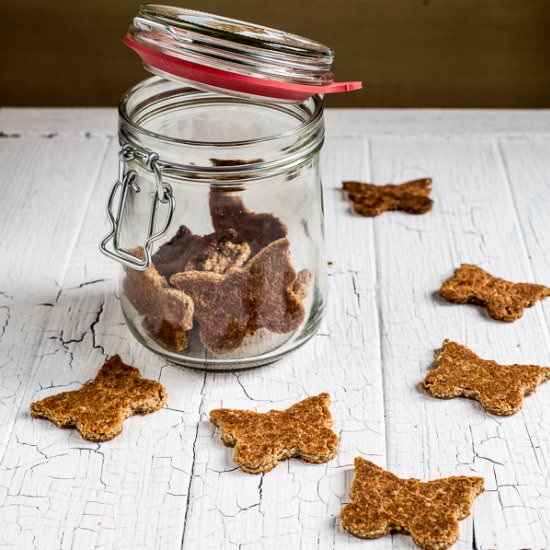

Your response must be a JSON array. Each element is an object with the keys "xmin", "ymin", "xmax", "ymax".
[{"xmin": 115, "ymin": 77, "xmax": 327, "ymax": 370}]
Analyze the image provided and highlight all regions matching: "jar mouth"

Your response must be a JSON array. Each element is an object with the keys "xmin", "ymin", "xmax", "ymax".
[{"xmin": 118, "ymin": 76, "xmax": 324, "ymax": 149}]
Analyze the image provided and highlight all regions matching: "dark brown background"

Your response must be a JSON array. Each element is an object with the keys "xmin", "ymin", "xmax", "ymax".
[{"xmin": 2, "ymin": 0, "xmax": 550, "ymax": 108}]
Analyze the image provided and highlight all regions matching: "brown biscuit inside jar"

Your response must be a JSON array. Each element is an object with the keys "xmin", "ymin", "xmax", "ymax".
[
  {"xmin": 153, "ymin": 189, "xmax": 288, "ymax": 279},
  {"xmin": 122, "ymin": 247, "xmax": 194, "ymax": 352},
  {"xmin": 209, "ymin": 189, "xmax": 288, "ymax": 255},
  {"xmin": 182, "ymin": 230, "xmax": 251, "ymax": 274},
  {"xmin": 170, "ymin": 238, "xmax": 309, "ymax": 355},
  {"xmin": 128, "ymin": 192, "xmax": 311, "ymax": 356},
  {"xmin": 292, "ymin": 269, "xmax": 313, "ymax": 301},
  {"xmin": 153, "ymin": 225, "xmax": 252, "ymax": 279},
  {"xmin": 210, "ymin": 158, "xmax": 263, "ymax": 167}
]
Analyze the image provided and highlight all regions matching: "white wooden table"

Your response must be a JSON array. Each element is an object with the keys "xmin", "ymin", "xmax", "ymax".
[{"xmin": 1, "ymin": 108, "xmax": 550, "ymax": 550}]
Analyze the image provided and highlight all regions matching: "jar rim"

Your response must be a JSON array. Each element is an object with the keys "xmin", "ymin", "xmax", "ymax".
[{"xmin": 118, "ymin": 76, "xmax": 324, "ymax": 149}]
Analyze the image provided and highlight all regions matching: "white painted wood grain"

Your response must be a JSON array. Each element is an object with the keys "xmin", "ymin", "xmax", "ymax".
[
  {"xmin": 0, "ymin": 108, "xmax": 117, "ymax": 137},
  {"xmin": 1, "ymin": 110, "xmax": 550, "ymax": 549},
  {"xmin": 325, "ymin": 109, "xmax": 550, "ymax": 137},
  {"xmin": 0, "ymin": 136, "xmax": 205, "ymax": 549},
  {"xmin": 368, "ymin": 135, "xmax": 550, "ymax": 549},
  {"xmin": 0, "ymin": 135, "xmax": 110, "ymax": 457},
  {"xmin": 498, "ymin": 139, "xmax": 550, "ymax": 333},
  {"xmin": 4, "ymin": 107, "xmax": 550, "ymax": 138},
  {"xmin": 180, "ymin": 136, "xmax": 387, "ymax": 550}
]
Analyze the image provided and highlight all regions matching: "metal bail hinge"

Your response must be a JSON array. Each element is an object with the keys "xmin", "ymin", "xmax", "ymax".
[{"xmin": 99, "ymin": 144, "xmax": 175, "ymax": 270}]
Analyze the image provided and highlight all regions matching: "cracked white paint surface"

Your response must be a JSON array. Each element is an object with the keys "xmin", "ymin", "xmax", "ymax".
[{"xmin": 1, "ymin": 108, "xmax": 550, "ymax": 549}]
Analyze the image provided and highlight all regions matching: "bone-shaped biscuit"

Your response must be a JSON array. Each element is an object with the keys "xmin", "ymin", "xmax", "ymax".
[
  {"xmin": 123, "ymin": 247, "xmax": 194, "ymax": 351},
  {"xmin": 440, "ymin": 264, "xmax": 550, "ymax": 321},
  {"xmin": 423, "ymin": 340, "xmax": 550, "ymax": 415},
  {"xmin": 30, "ymin": 355, "xmax": 167, "ymax": 441},
  {"xmin": 341, "ymin": 457, "xmax": 484, "ymax": 550},
  {"xmin": 210, "ymin": 393, "xmax": 338, "ymax": 473},
  {"xmin": 343, "ymin": 178, "xmax": 433, "ymax": 217},
  {"xmin": 170, "ymin": 238, "xmax": 308, "ymax": 355}
]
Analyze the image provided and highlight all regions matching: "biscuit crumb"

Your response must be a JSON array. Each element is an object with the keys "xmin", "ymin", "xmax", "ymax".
[{"xmin": 123, "ymin": 247, "xmax": 194, "ymax": 352}]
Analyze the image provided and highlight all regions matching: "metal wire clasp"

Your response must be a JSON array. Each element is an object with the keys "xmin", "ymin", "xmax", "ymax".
[{"xmin": 99, "ymin": 144, "xmax": 175, "ymax": 270}]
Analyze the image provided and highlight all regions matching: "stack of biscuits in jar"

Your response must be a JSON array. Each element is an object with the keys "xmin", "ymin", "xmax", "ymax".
[{"xmin": 123, "ymin": 189, "xmax": 311, "ymax": 356}]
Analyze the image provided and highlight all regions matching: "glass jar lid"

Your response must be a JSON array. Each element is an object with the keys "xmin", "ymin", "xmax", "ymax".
[{"xmin": 125, "ymin": 4, "xmax": 362, "ymax": 102}]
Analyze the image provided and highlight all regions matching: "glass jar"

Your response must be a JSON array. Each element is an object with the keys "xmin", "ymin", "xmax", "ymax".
[{"xmin": 100, "ymin": 5, "xmax": 360, "ymax": 370}]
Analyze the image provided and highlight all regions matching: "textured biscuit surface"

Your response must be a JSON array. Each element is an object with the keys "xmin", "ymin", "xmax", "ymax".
[
  {"xmin": 210, "ymin": 393, "xmax": 339, "ymax": 473},
  {"xmin": 123, "ymin": 248, "xmax": 194, "ymax": 350},
  {"xmin": 123, "ymin": 247, "xmax": 194, "ymax": 352},
  {"xmin": 343, "ymin": 178, "xmax": 433, "ymax": 217},
  {"xmin": 209, "ymin": 190, "xmax": 288, "ymax": 254},
  {"xmin": 153, "ymin": 226, "xmax": 251, "ymax": 279},
  {"xmin": 153, "ymin": 225, "xmax": 208, "ymax": 280},
  {"xmin": 185, "ymin": 235, "xmax": 251, "ymax": 274},
  {"xmin": 124, "ymin": 193, "xmax": 308, "ymax": 355},
  {"xmin": 30, "ymin": 356, "xmax": 168, "ymax": 441},
  {"xmin": 341, "ymin": 457, "xmax": 484, "ymax": 550},
  {"xmin": 440, "ymin": 264, "xmax": 550, "ymax": 321},
  {"xmin": 144, "ymin": 319, "xmax": 189, "ymax": 352},
  {"xmin": 293, "ymin": 269, "xmax": 313, "ymax": 300},
  {"xmin": 423, "ymin": 340, "xmax": 550, "ymax": 415},
  {"xmin": 170, "ymin": 238, "xmax": 306, "ymax": 355}
]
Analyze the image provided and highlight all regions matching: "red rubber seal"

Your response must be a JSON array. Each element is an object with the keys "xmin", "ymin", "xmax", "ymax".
[{"xmin": 125, "ymin": 37, "xmax": 362, "ymax": 101}]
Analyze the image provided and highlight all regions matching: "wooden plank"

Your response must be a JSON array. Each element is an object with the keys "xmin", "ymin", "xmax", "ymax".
[
  {"xmin": 2, "ymin": 111, "xmax": 550, "ymax": 549},
  {"xmin": 4, "ymin": 107, "xmax": 550, "ymax": 139},
  {"xmin": 0, "ymin": 108, "xmax": 117, "ymax": 136},
  {"xmin": 368, "ymin": 135, "xmax": 550, "ymax": 549},
  {"xmin": 179, "ymin": 136, "xmax": 388, "ymax": 549},
  {"xmin": 0, "ymin": 132, "xmax": 383, "ymax": 549},
  {"xmin": 496, "ymin": 137, "xmax": 550, "ymax": 549},
  {"xmin": 498, "ymin": 138, "xmax": 550, "ymax": 331},
  {"xmin": 0, "ymin": 135, "xmax": 110, "ymax": 457},
  {"xmin": 0, "ymin": 137, "xmax": 206, "ymax": 549},
  {"xmin": 325, "ymin": 109, "xmax": 550, "ymax": 138}
]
